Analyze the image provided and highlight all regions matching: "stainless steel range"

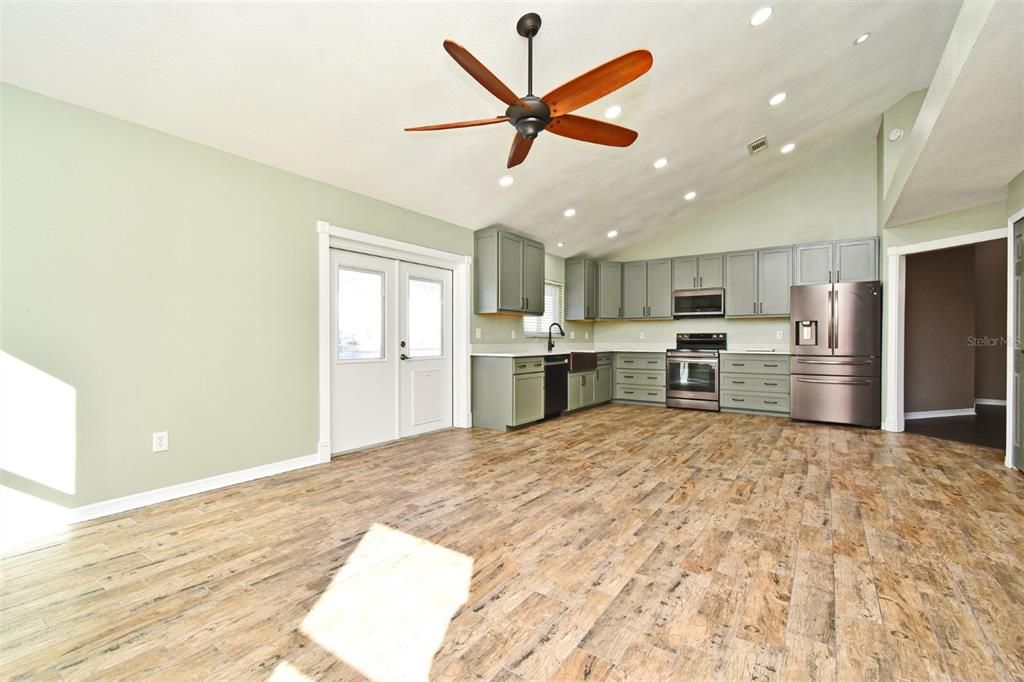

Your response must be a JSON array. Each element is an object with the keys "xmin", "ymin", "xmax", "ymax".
[{"xmin": 666, "ymin": 332, "xmax": 727, "ymax": 411}]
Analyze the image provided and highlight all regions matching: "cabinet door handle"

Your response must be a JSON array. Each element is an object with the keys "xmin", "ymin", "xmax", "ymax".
[
  {"xmin": 764, "ymin": 363, "xmax": 778, "ymax": 368},
  {"xmin": 700, "ymin": 276, "xmax": 703, "ymax": 287},
  {"xmin": 732, "ymin": 397, "xmax": 746, "ymax": 402},
  {"xmin": 647, "ymin": 376, "xmax": 658, "ymax": 380},
  {"xmin": 624, "ymin": 390, "xmax": 635, "ymax": 395},
  {"xmin": 624, "ymin": 375, "xmax": 634, "ymax": 379},
  {"xmin": 733, "ymin": 363, "xmax": 746, "ymax": 366},
  {"xmin": 693, "ymin": 276, "xmax": 696, "ymax": 288},
  {"xmin": 618, "ymin": 306, "xmax": 622, "ymax": 317},
  {"xmin": 733, "ymin": 380, "xmax": 746, "ymax": 384},
  {"xmin": 764, "ymin": 382, "xmax": 778, "ymax": 386},
  {"xmin": 765, "ymin": 400, "xmax": 779, "ymax": 405}
]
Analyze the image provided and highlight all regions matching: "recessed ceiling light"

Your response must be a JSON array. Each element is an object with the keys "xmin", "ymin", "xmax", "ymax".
[
  {"xmin": 607, "ymin": 230, "xmax": 619, "ymax": 238},
  {"xmin": 604, "ymin": 105, "xmax": 622, "ymax": 120},
  {"xmin": 750, "ymin": 6, "xmax": 773, "ymax": 27},
  {"xmin": 498, "ymin": 175, "xmax": 514, "ymax": 187},
  {"xmin": 854, "ymin": 32, "xmax": 871, "ymax": 45},
  {"xmin": 780, "ymin": 142, "xmax": 796, "ymax": 154},
  {"xmin": 684, "ymin": 191, "xmax": 697, "ymax": 201},
  {"xmin": 563, "ymin": 208, "xmax": 576, "ymax": 218},
  {"xmin": 557, "ymin": 242, "xmax": 565, "ymax": 248},
  {"xmin": 653, "ymin": 158, "xmax": 668, "ymax": 169},
  {"xmin": 769, "ymin": 92, "xmax": 787, "ymax": 107}
]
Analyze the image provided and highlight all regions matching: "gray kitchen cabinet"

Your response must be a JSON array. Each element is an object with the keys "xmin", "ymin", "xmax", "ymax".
[
  {"xmin": 698, "ymin": 254, "xmax": 725, "ymax": 288},
  {"xmin": 523, "ymin": 240, "xmax": 545, "ymax": 314},
  {"xmin": 471, "ymin": 355, "xmax": 547, "ymax": 431},
  {"xmin": 614, "ymin": 352, "xmax": 666, "ymax": 403},
  {"xmin": 568, "ymin": 371, "xmax": 596, "ymax": 411},
  {"xmin": 835, "ymin": 238, "xmax": 878, "ymax": 283},
  {"xmin": 595, "ymin": 365, "xmax": 613, "ymax": 403},
  {"xmin": 623, "ymin": 259, "xmax": 671, "ymax": 319},
  {"xmin": 720, "ymin": 353, "xmax": 790, "ymax": 416},
  {"xmin": 725, "ymin": 251, "xmax": 758, "ymax": 316},
  {"xmin": 565, "ymin": 258, "xmax": 598, "ymax": 320},
  {"xmin": 622, "ymin": 261, "xmax": 648, "ymax": 319},
  {"xmin": 474, "ymin": 226, "xmax": 545, "ymax": 315},
  {"xmin": 794, "ymin": 237, "xmax": 877, "ymax": 285},
  {"xmin": 513, "ymin": 373, "xmax": 545, "ymax": 425},
  {"xmin": 672, "ymin": 254, "xmax": 723, "ymax": 290},
  {"xmin": 597, "ymin": 261, "xmax": 622, "ymax": 319},
  {"xmin": 672, "ymin": 256, "xmax": 698, "ymax": 290},
  {"xmin": 758, "ymin": 247, "xmax": 792, "ymax": 316},
  {"xmin": 647, "ymin": 259, "xmax": 672, "ymax": 318},
  {"xmin": 794, "ymin": 242, "xmax": 833, "ymax": 285}
]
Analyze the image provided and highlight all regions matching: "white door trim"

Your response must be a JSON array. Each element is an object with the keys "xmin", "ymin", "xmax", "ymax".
[
  {"xmin": 1007, "ymin": 207, "xmax": 1024, "ymax": 470},
  {"xmin": 883, "ymin": 226, "xmax": 1012, "ymax": 465},
  {"xmin": 317, "ymin": 221, "xmax": 471, "ymax": 463}
]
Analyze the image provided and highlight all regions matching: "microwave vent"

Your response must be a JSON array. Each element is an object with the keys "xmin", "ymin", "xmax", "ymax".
[{"xmin": 746, "ymin": 135, "xmax": 768, "ymax": 155}]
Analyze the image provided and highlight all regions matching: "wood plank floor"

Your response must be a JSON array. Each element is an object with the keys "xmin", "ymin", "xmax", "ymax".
[{"xmin": 2, "ymin": 404, "xmax": 1023, "ymax": 681}]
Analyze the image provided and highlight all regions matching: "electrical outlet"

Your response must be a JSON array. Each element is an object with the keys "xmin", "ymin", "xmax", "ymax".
[
  {"xmin": 152, "ymin": 431, "xmax": 169, "ymax": 453},
  {"xmin": 570, "ymin": 331, "xmax": 576, "ymax": 340},
  {"xmin": 475, "ymin": 327, "xmax": 481, "ymax": 340},
  {"xmin": 776, "ymin": 330, "xmax": 784, "ymax": 340},
  {"xmin": 511, "ymin": 329, "xmax": 516, "ymax": 339},
  {"xmin": 639, "ymin": 331, "xmax": 646, "ymax": 340},
  {"xmin": 585, "ymin": 332, "xmax": 589, "ymax": 340}
]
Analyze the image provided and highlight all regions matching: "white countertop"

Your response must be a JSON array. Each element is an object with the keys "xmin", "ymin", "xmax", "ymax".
[
  {"xmin": 720, "ymin": 348, "xmax": 790, "ymax": 355},
  {"xmin": 471, "ymin": 348, "xmax": 669, "ymax": 358}
]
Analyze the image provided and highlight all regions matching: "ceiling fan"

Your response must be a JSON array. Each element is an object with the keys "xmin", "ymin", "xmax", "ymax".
[{"xmin": 405, "ymin": 12, "xmax": 653, "ymax": 168}]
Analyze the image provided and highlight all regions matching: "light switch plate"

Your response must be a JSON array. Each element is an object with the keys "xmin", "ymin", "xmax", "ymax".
[
  {"xmin": 639, "ymin": 331, "xmax": 646, "ymax": 340},
  {"xmin": 570, "ymin": 331, "xmax": 576, "ymax": 339},
  {"xmin": 511, "ymin": 329, "xmax": 516, "ymax": 339},
  {"xmin": 585, "ymin": 332, "xmax": 589, "ymax": 340},
  {"xmin": 776, "ymin": 330, "xmax": 784, "ymax": 340},
  {"xmin": 152, "ymin": 431, "xmax": 169, "ymax": 453},
  {"xmin": 475, "ymin": 328, "xmax": 481, "ymax": 339}
]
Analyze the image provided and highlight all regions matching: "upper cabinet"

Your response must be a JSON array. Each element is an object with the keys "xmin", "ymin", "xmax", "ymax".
[
  {"xmin": 597, "ymin": 261, "xmax": 623, "ymax": 319},
  {"xmin": 725, "ymin": 247, "xmax": 793, "ymax": 317},
  {"xmin": 565, "ymin": 258, "xmax": 598, "ymax": 320},
  {"xmin": 794, "ymin": 237, "xmax": 878, "ymax": 285},
  {"xmin": 475, "ymin": 226, "xmax": 545, "ymax": 315},
  {"xmin": 623, "ymin": 259, "xmax": 672, "ymax": 319},
  {"xmin": 672, "ymin": 254, "xmax": 724, "ymax": 290}
]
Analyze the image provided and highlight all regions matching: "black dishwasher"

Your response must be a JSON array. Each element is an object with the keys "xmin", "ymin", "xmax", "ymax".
[{"xmin": 544, "ymin": 356, "xmax": 568, "ymax": 418}]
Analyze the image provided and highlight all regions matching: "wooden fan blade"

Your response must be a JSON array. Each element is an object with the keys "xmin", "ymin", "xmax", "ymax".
[
  {"xmin": 405, "ymin": 116, "xmax": 510, "ymax": 132},
  {"xmin": 546, "ymin": 115, "xmax": 638, "ymax": 147},
  {"xmin": 444, "ymin": 40, "xmax": 521, "ymax": 106},
  {"xmin": 507, "ymin": 133, "xmax": 534, "ymax": 168},
  {"xmin": 542, "ymin": 50, "xmax": 653, "ymax": 116}
]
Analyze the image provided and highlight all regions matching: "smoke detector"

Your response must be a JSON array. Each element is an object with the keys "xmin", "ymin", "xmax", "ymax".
[{"xmin": 747, "ymin": 135, "xmax": 769, "ymax": 155}]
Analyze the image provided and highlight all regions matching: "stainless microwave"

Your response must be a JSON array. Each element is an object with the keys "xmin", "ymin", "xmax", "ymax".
[{"xmin": 672, "ymin": 288, "xmax": 725, "ymax": 318}]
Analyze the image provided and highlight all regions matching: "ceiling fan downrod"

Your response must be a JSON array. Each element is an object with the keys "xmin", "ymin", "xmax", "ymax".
[{"xmin": 512, "ymin": 12, "xmax": 547, "ymax": 139}]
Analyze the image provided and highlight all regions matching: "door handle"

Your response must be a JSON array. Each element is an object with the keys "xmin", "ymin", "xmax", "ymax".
[
  {"xmin": 693, "ymin": 276, "xmax": 697, "ymax": 288},
  {"xmin": 796, "ymin": 377, "xmax": 872, "ymax": 385},
  {"xmin": 796, "ymin": 358, "xmax": 872, "ymax": 365},
  {"xmin": 400, "ymin": 353, "xmax": 409, "ymax": 361},
  {"xmin": 833, "ymin": 291, "xmax": 838, "ymax": 349},
  {"xmin": 826, "ymin": 290, "xmax": 833, "ymax": 349},
  {"xmin": 700, "ymin": 276, "xmax": 703, "ymax": 287}
]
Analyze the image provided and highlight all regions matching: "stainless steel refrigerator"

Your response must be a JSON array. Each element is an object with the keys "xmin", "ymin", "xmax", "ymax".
[{"xmin": 790, "ymin": 281, "xmax": 882, "ymax": 427}]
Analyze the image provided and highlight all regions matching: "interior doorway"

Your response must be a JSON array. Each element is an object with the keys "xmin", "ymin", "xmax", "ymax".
[{"xmin": 329, "ymin": 249, "xmax": 453, "ymax": 453}]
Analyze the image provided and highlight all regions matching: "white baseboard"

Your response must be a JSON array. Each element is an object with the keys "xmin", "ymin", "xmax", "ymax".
[
  {"xmin": 71, "ymin": 453, "xmax": 320, "ymax": 523},
  {"xmin": 975, "ymin": 398, "xmax": 1007, "ymax": 406},
  {"xmin": 904, "ymin": 408, "xmax": 976, "ymax": 420}
]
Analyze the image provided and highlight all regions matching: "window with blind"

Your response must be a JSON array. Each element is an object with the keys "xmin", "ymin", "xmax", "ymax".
[{"xmin": 522, "ymin": 281, "xmax": 564, "ymax": 336}]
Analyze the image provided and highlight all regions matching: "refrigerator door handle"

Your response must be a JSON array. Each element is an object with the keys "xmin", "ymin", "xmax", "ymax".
[
  {"xmin": 826, "ymin": 289, "xmax": 833, "ymax": 349},
  {"xmin": 833, "ymin": 290, "xmax": 839, "ymax": 351},
  {"xmin": 796, "ymin": 377, "xmax": 873, "ymax": 386},
  {"xmin": 795, "ymin": 358, "xmax": 873, "ymax": 365}
]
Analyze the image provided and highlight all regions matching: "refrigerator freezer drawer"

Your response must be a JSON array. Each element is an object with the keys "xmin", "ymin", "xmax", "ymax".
[
  {"xmin": 790, "ymin": 375, "xmax": 881, "ymax": 427},
  {"xmin": 789, "ymin": 355, "xmax": 880, "ymax": 377}
]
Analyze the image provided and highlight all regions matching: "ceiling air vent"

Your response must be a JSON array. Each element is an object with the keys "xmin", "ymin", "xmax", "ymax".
[{"xmin": 747, "ymin": 135, "xmax": 768, "ymax": 155}]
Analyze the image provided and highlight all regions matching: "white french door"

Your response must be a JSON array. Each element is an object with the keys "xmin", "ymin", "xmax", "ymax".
[
  {"xmin": 330, "ymin": 249, "xmax": 452, "ymax": 453},
  {"xmin": 399, "ymin": 262, "xmax": 453, "ymax": 438}
]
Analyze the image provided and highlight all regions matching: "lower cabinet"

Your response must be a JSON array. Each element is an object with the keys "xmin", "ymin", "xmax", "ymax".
[
  {"xmin": 595, "ymin": 365, "xmax": 613, "ymax": 403},
  {"xmin": 471, "ymin": 356, "xmax": 546, "ymax": 431},
  {"xmin": 513, "ymin": 373, "xmax": 545, "ymax": 425},
  {"xmin": 719, "ymin": 353, "xmax": 790, "ymax": 416},
  {"xmin": 568, "ymin": 371, "xmax": 596, "ymax": 411},
  {"xmin": 614, "ymin": 353, "xmax": 666, "ymax": 404}
]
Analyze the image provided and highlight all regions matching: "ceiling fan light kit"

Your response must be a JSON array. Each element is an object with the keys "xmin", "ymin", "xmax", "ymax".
[{"xmin": 405, "ymin": 12, "xmax": 653, "ymax": 168}]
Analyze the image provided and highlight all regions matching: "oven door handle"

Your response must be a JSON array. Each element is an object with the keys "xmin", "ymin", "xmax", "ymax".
[{"xmin": 796, "ymin": 377, "xmax": 873, "ymax": 386}]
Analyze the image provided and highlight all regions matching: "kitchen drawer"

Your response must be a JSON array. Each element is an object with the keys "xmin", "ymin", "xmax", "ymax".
[
  {"xmin": 720, "ymin": 373, "xmax": 789, "ymax": 394},
  {"xmin": 512, "ymin": 357, "xmax": 545, "ymax": 375},
  {"xmin": 615, "ymin": 385, "xmax": 666, "ymax": 403},
  {"xmin": 615, "ymin": 369, "xmax": 665, "ymax": 387},
  {"xmin": 720, "ymin": 356, "xmax": 788, "ymax": 375},
  {"xmin": 720, "ymin": 392, "xmax": 790, "ymax": 414},
  {"xmin": 615, "ymin": 353, "xmax": 665, "ymax": 370},
  {"xmin": 597, "ymin": 353, "xmax": 613, "ymax": 367}
]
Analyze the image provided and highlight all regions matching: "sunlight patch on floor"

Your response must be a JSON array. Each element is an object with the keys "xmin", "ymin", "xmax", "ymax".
[
  {"xmin": 268, "ymin": 661, "xmax": 314, "ymax": 682},
  {"xmin": 298, "ymin": 523, "xmax": 473, "ymax": 682}
]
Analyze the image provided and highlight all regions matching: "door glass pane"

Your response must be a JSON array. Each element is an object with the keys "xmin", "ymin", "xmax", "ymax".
[
  {"xmin": 668, "ymin": 360, "xmax": 717, "ymax": 394},
  {"xmin": 408, "ymin": 278, "xmax": 443, "ymax": 358},
  {"xmin": 337, "ymin": 267, "xmax": 384, "ymax": 360}
]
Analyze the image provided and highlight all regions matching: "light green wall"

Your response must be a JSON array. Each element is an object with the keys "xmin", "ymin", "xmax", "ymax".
[
  {"xmin": 595, "ymin": 141, "xmax": 878, "ymax": 347},
  {"xmin": 0, "ymin": 84, "xmax": 474, "ymax": 507},
  {"xmin": 881, "ymin": 200, "xmax": 1007, "ymax": 251},
  {"xmin": 471, "ymin": 253, "xmax": 595, "ymax": 344},
  {"xmin": 1009, "ymin": 169, "xmax": 1024, "ymax": 219},
  {"xmin": 879, "ymin": 90, "xmax": 927, "ymax": 200}
]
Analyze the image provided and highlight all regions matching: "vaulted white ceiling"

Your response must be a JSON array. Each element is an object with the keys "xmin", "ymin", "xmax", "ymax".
[{"xmin": 1, "ymin": 2, "xmax": 962, "ymax": 256}]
